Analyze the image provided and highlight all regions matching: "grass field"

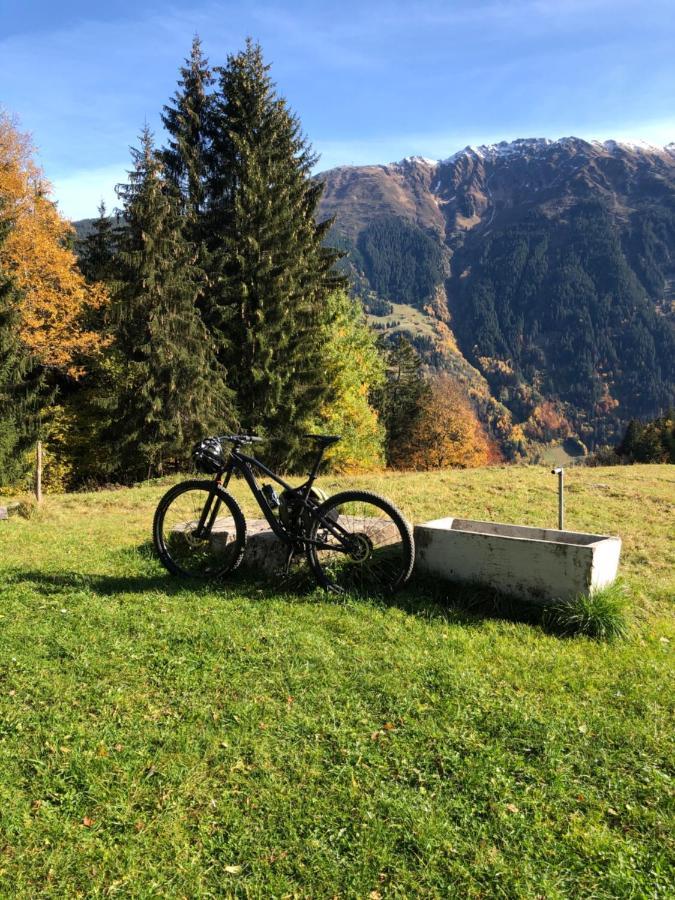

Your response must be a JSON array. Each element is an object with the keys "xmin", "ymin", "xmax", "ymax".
[
  {"xmin": 366, "ymin": 302, "xmax": 438, "ymax": 341},
  {"xmin": 0, "ymin": 465, "xmax": 673, "ymax": 897}
]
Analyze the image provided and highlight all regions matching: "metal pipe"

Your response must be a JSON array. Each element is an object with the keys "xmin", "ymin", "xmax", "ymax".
[{"xmin": 551, "ymin": 467, "xmax": 564, "ymax": 530}]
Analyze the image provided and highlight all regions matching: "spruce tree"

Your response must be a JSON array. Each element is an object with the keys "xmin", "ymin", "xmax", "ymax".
[
  {"xmin": 0, "ymin": 213, "xmax": 41, "ymax": 485},
  {"xmin": 374, "ymin": 334, "xmax": 430, "ymax": 466},
  {"xmin": 77, "ymin": 201, "xmax": 118, "ymax": 284},
  {"xmin": 161, "ymin": 34, "xmax": 213, "ymax": 226},
  {"xmin": 616, "ymin": 419, "xmax": 642, "ymax": 461},
  {"xmin": 112, "ymin": 127, "xmax": 235, "ymax": 479},
  {"xmin": 202, "ymin": 39, "xmax": 344, "ymax": 467}
]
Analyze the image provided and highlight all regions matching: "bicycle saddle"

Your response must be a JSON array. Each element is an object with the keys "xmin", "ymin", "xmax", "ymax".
[
  {"xmin": 218, "ymin": 434, "xmax": 263, "ymax": 444},
  {"xmin": 304, "ymin": 434, "xmax": 342, "ymax": 447}
]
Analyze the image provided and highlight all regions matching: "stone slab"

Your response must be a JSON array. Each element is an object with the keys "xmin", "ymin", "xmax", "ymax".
[
  {"xmin": 172, "ymin": 517, "xmax": 288, "ymax": 573},
  {"xmin": 172, "ymin": 515, "xmax": 401, "ymax": 575},
  {"xmin": 0, "ymin": 502, "xmax": 20, "ymax": 520}
]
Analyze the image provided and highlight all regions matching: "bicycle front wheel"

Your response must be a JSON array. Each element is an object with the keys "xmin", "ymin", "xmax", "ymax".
[
  {"xmin": 306, "ymin": 490, "xmax": 414, "ymax": 595},
  {"xmin": 153, "ymin": 480, "xmax": 246, "ymax": 578}
]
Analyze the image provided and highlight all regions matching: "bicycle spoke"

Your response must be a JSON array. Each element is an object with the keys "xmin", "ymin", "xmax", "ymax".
[
  {"xmin": 155, "ymin": 483, "xmax": 245, "ymax": 578},
  {"xmin": 309, "ymin": 492, "xmax": 413, "ymax": 595}
]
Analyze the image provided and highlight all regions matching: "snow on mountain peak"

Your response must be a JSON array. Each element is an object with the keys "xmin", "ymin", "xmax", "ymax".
[
  {"xmin": 386, "ymin": 138, "xmax": 675, "ymax": 175},
  {"xmin": 598, "ymin": 138, "xmax": 664, "ymax": 154},
  {"xmin": 444, "ymin": 138, "xmax": 554, "ymax": 164},
  {"xmin": 395, "ymin": 155, "xmax": 440, "ymax": 167},
  {"xmin": 441, "ymin": 136, "xmax": 675, "ymax": 167}
]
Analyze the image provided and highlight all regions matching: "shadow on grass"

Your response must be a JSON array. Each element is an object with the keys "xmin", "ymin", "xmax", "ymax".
[
  {"xmin": 4, "ymin": 568, "xmax": 207, "ymax": 598},
  {"xmin": 397, "ymin": 574, "xmax": 549, "ymax": 630},
  {"xmin": 4, "ymin": 551, "xmax": 555, "ymax": 633}
]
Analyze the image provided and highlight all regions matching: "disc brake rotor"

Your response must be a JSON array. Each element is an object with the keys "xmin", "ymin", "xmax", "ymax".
[
  {"xmin": 181, "ymin": 522, "xmax": 205, "ymax": 548},
  {"xmin": 348, "ymin": 532, "xmax": 373, "ymax": 563}
]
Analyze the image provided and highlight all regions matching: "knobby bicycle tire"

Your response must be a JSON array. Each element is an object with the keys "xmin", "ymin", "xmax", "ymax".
[
  {"xmin": 153, "ymin": 479, "xmax": 247, "ymax": 578},
  {"xmin": 306, "ymin": 490, "xmax": 414, "ymax": 595}
]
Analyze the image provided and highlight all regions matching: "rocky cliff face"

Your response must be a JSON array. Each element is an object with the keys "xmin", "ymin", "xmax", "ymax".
[
  {"xmin": 321, "ymin": 138, "xmax": 675, "ymax": 240},
  {"xmin": 318, "ymin": 137, "xmax": 675, "ymax": 453},
  {"xmin": 319, "ymin": 156, "xmax": 445, "ymax": 240}
]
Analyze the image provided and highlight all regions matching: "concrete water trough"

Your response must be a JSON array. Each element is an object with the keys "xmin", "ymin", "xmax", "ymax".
[{"xmin": 414, "ymin": 517, "xmax": 621, "ymax": 604}]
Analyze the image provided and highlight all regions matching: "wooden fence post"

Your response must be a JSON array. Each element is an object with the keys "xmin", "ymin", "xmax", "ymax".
[{"xmin": 35, "ymin": 440, "xmax": 43, "ymax": 504}]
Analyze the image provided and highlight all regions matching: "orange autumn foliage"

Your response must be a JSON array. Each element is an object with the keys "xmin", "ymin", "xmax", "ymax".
[
  {"xmin": 523, "ymin": 400, "xmax": 571, "ymax": 443},
  {"xmin": 0, "ymin": 111, "xmax": 108, "ymax": 376},
  {"xmin": 395, "ymin": 373, "xmax": 499, "ymax": 470}
]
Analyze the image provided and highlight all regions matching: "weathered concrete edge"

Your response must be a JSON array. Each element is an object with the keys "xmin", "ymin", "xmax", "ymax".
[{"xmin": 413, "ymin": 517, "xmax": 622, "ymax": 604}]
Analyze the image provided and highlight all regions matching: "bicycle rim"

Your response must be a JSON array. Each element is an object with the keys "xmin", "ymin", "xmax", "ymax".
[
  {"xmin": 154, "ymin": 483, "xmax": 245, "ymax": 578},
  {"xmin": 308, "ymin": 491, "xmax": 414, "ymax": 595}
]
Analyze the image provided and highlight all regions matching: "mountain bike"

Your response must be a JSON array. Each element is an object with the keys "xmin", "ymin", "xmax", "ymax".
[{"xmin": 152, "ymin": 434, "xmax": 414, "ymax": 595}]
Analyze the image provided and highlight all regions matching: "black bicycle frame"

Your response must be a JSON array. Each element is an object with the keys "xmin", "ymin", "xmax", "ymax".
[{"xmin": 202, "ymin": 444, "xmax": 355, "ymax": 551}]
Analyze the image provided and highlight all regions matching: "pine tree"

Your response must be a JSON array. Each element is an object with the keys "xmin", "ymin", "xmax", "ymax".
[
  {"xmin": 0, "ymin": 212, "xmax": 41, "ymax": 485},
  {"xmin": 615, "ymin": 419, "xmax": 642, "ymax": 460},
  {"xmin": 161, "ymin": 35, "xmax": 213, "ymax": 226},
  {"xmin": 112, "ymin": 127, "xmax": 235, "ymax": 479},
  {"xmin": 202, "ymin": 39, "xmax": 344, "ymax": 467},
  {"xmin": 374, "ymin": 334, "xmax": 430, "ymax": 466},
  {"xmin": 77, "ymin": 201, "xmax": 118, "ymax": 284}
]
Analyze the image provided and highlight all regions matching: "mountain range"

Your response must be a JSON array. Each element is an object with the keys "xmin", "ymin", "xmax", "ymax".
[
  {"xmin": 317, "ymin": 137, "xmax": 675, "ymax": 455},
  {"xmin": 74, "ymin": 136, "xmax": 675, "ymax": 458}
]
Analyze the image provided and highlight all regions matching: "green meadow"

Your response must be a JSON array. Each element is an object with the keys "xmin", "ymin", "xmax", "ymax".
[{"xmin": 0, "ymin": 465, "xmax": 672, "ymax": 897}]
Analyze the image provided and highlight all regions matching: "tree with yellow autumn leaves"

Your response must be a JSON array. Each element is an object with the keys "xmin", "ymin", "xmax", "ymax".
[
  {"xmin": 0, "ymin": 111, "xmax": 110, "ymax": 486},
  {"xmin": 0, "ymin": 111, "xmax": 107, "ymax": 378},
  {"xmin": 310, "ymin": 291, "xmax": 385, "ymax": 472},
  {"xmin": 391, "ymin": 372, "xmax": 498, "ymax": 470}
]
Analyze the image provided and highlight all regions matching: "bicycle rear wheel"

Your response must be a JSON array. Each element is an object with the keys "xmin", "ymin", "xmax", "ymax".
[
  {"xmin": 306, "ymin": 490, "xmax": 414, "ymax": 595},
  {"xmin": 153, "ymin": 480, "xmax": 246, "ymax": 578}
]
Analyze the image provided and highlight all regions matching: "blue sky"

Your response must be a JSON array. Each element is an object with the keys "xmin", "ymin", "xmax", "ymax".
[{"xmin": 1, "ymin": 0, "xmax": 674, "ymax": 219}]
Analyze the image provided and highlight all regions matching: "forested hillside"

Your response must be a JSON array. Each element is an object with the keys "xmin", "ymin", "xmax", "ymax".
[{"xmin": 319, "ymin": 139, "xmax": 675, "ymax": 452}]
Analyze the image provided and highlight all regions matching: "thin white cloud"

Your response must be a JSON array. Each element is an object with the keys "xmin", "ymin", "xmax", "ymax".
[
  {"xmin": 51, "ymin": 163, "xmax": 127, "ymax": 221},
  {"xmin": 4, "ymin": 0, "xmax": 673, "ymax": 218}
]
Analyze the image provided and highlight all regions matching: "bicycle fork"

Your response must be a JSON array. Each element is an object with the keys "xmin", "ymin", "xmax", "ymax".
[{"xmin": 195, "ymin": 488, "xmax": 223, "ymax": 539}]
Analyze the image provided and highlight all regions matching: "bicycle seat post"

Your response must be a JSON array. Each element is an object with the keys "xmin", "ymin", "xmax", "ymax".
[
  {"xmin": 302, "ymin": 435, "xmax": 341, "ymax": 487},
  {"xmin": 308, "ymin": 445, "xmax": 325, "ymax": 483}
]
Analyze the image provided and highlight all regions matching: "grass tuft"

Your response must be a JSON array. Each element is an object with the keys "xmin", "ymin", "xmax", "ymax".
[
  {"xmin": 544, "ymin": 580, "xmax": 630, "ymax": 641},
  {"xmin": 17, "ymin": 495, "xmax": 41, "ymax": 520}
]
